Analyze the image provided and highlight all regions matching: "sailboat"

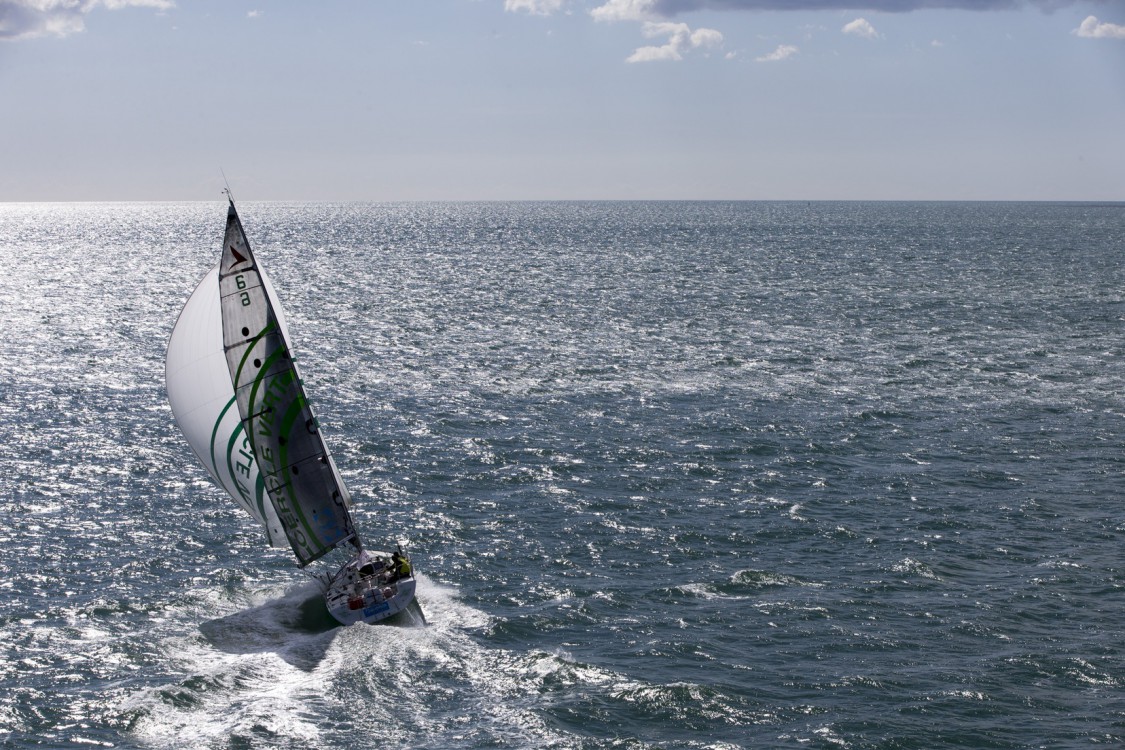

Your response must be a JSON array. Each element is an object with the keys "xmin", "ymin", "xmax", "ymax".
[{"xmin": 165, "ymin": 196, "xmax": 418, "ymax": 626}]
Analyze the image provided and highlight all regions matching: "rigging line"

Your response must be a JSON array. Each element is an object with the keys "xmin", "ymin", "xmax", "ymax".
[{"xmin": 220, "ymin": 167, "xmax": 234, "ymax": 204}]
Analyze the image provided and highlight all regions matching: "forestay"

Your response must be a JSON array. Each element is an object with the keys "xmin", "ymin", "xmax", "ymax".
[{"xmin": 218, "ymin": 201, "xmax": 358, "ymax": 566}]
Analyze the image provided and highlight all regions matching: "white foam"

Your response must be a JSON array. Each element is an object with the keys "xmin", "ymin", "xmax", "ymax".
[{"xmin": 121, "ymin": 573, "xmax": 589, "ymax": 748}]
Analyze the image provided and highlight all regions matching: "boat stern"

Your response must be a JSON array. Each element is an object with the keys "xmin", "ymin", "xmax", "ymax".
[{"xmin": 324, "ymin": 550, "xmax": 418, "ymax": 626}]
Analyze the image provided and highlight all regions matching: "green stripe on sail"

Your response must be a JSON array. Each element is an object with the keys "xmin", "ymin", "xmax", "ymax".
[
  {"xmin": 224, "ymin": 423, "xmax": 254, "ymax": 506},
  {"xmin": 232, "ymin": 320, "xmax": 278, "ymax": 421},
  {"xmin": 206, "ymin": 395, "xmax": 274, "ymax": 544},
  {"xmin": 244, "ymin": 346, "xmax": 290, "ymax": 443},
  {"xmin": 254, "ymin": 475, "xmax": 269, "ymax": 536},
  {"xmin": 225, "ymin": 320, "xmax": 296, "ymax": 551},
  {"xmin": 249, "ymin": 362, "xmax": 326, "ymax": 554},
  {"xmin": 208, "ymin": 395, "xmax": 238, "ymax": 481},
  {"xmin": 228, "ymin": 427, "xmax": 274, "ymax": 544},
  {"xmin": 242, "ymin": 332, "xmax": 329, "ymax": 561}
]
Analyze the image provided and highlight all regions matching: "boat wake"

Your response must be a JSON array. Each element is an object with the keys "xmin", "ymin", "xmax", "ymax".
[
  {"xmin": 120, "ymin": 574, "xmax": 572, "ymax": 749},
  {"xmin": 196, "ymin": 581, "xmax": 340, "ymax": 670},
  {"xmin": 199, "ymin": 578, "xmax": 428, "ymax": 670}
]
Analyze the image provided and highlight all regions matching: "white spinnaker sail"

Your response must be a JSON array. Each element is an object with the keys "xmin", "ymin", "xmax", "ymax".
[
  {"xmin": 218, "ymin": 201, "xmax": 357, "ymax": 567},
  {"xmin": 166, "ymin": 264, "xmax": 286, "ymax": 546}
]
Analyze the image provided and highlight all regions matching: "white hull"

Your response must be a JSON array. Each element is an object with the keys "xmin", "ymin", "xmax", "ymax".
[{"xmin": 323, "ymin": 550, "xmax": 417, "ymax": 626}]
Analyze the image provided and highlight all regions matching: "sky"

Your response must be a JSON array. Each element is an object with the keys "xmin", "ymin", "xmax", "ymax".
[{"xmin": 1, "ymin": 0, "xmax": 1124, "ymax": 201}]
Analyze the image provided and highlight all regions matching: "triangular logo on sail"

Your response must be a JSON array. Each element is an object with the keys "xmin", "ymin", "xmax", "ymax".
[{"xmin": 227, "ymin": 244, "xmax": 249, "ymax": 269}]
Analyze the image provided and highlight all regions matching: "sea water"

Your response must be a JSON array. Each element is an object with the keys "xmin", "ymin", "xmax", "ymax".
[{"xmin": 0, "ymin": 200, "xmax": 1123, "ymax": 749}]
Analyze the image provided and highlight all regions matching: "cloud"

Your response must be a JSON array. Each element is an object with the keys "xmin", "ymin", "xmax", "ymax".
[
  {"xmin": 591, "ymin": 0, "xmax": 658, "ymax": 22},
  {"xmin": 595, "ymin": 0, "xmax": 1104, "ymax": 15},
  {"xmin": 842, "ymin": 17, "xmax": 880, "ymax": 38},
  {"xmin": 551, "ymin": 0, "xmax": 1106, "ymax": 64},
  {"xmin": 755, "ymin": 43, "xmax": 799, "ymax": 62},
  {"xmin": 626, "ymin": 20, "xmax": 724, "ymax": 62},
  {"xmin": 505, "ymin": 0, "xmax": 566, "ymax": 15},
  {"xmin": 1074, "ymin": 15, "xmax": 1125, "ymax": 38},
  {"xmin": 0, "ymin": 0, "xmax": 173, "ymax": 41}
]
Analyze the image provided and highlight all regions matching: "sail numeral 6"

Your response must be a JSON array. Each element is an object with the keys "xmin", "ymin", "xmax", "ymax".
[{"xmin": 235, "ymin": 275, "xmax": 251, "ymax": 306}]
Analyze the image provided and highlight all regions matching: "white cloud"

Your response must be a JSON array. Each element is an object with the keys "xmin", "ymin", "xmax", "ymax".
[
  {"xmin": 691, "ymin": 26, "xmax": 723, "ymax": 47},
  {"xmin": 594, "ymin": 0, "xmax": 723, "ymax": 63},
  {"xmin": 505, "ymin": 0, "xmax": 566, "ymax": 15},
  {"xmin": 1074, "ymin": 15, "xmax": 1125, "ymax": 39},
  {"xmin": 0, "ymin": 0, "xmax": 174, "ymax": 41},
  {"xmin": 755, "ymin": 43, "xmax": 798, "ymax": 62},
  {"xmin": 625, "ymin": 20, "xmax": 723, "ymax": 62},
  {"xmin": 842, "ymin": 17, "xmax": 879, "ymax": 39},
  {"xmin": 99, "ymin": 0, "xmax": 170, "ymax": 8},
  {"xmin": 591, "ymin": 0, "xmax": 659, "ymax": 22},
  {"xmin": 605, "ymin": 0, "xmax": 1104, "ymax": 12},
  {"xmin": 627, "ymin": 41, "xmax": 681, "ymax": 62},
  {"xmin": 247, "ymin": 9, "xmax": 262, "ymax": 19}
]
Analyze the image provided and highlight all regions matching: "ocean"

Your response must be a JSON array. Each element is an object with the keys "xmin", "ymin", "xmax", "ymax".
[{"xmin": 0, "ymin": 200, "xmax": 1122, "ymax": 749}]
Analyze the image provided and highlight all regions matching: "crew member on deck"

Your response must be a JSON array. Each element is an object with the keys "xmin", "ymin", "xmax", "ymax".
[{"xmin": 391, "ymin": 549, "xmax": 412, "ymax": 581}]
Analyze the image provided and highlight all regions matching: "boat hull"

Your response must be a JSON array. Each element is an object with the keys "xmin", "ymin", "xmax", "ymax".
[
  {"xmin": 323, "ymin": 550, "xmax": 418, "ymax": 626},
  {"xmin": 326, "ymin": 578, "xmax": 416, "ymax": 626}
]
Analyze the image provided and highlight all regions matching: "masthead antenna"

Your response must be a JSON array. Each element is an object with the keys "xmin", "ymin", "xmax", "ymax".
[{"xmin": 220, "ymin": 168, "xmax": 234, "ymax": 204}]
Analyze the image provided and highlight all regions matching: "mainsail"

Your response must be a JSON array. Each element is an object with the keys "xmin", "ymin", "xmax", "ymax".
[{"xmin": 217, "ymin": 201, "xmax": 358, "ymax": 566}]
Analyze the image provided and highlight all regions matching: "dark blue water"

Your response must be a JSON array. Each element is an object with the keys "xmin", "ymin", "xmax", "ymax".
[{"xmin": 1, "ymin": 201, "xmax": 1123, "ymax": 749}]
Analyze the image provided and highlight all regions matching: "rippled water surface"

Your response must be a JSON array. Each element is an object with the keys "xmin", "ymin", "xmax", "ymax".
[{"xmin": 1, "ymin": 201, "xmax": 1124, "ymax": 749}]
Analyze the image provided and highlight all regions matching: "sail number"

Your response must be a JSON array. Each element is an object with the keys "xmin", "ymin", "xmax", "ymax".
[{"xmin": 235, "ymin": 274, "xmax": 251, "ymax": 306}]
